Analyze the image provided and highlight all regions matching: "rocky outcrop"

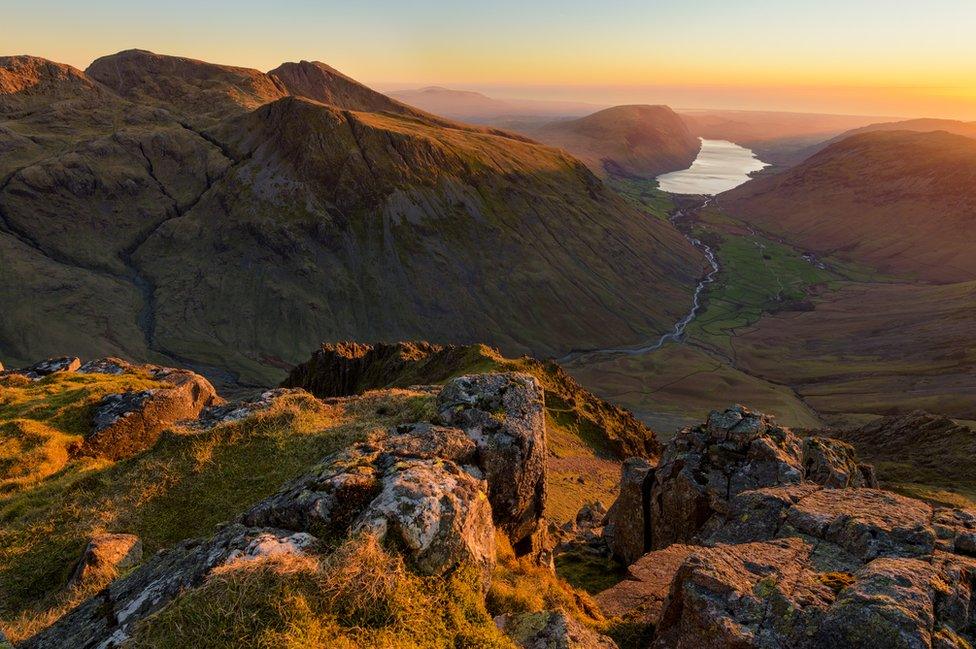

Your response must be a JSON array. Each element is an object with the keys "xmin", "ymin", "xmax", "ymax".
[
  {"xmin": 650, "ymin": 486, "xmax": 976, "ymax": 648},
  {"xmin": 24, "ymin": 525, "xmax": 316, "ymax": 649},
  {"xmin": 594, "ymin": 406, "xmax": 976, "ymax": 648},
  {"xmin": 242, "ymin": 421, "xmax": 496, "ymax": 587},
  {"xmin": 603, "ymin": 458, "xmax": 653, "ymax": 564},
  {"xmin": 498, "ymin": 610, "xmax": 618, "ymax": 649},
  {"xmin": 606, "ymin": 405, "xmax": 876, "ymax": 555},
  {"xmin": 281, "ymin": 341, "xmax": 470, "ymax": 397},
  {"xmin": 82, "ymin": 365, "xmax": 221, "ymax": 459},
  {"xmin": 25, "ymin": 371, "xmax": 551, "ymax": 646},
  {"xmin": 67, "ymin": 534, "xmax": 142, "ymax": 588},
  {"xmin": 285, "ymin": 341, "xmax": 661, "ymax": 459},
  {"xmin": 4, "ymin": 356, "xmax": 81, "ymax": 379},
  {"xmin": 437, "ymin": 373, "xmax": 547, "ymax": 552}
]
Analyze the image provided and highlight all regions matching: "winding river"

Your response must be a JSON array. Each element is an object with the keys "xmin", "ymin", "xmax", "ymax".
[{"xmin": 559, "ymin": 140, "xmax": 766, "ymax": 364}]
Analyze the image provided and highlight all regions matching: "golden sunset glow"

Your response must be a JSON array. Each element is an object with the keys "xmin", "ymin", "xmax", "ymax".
[{"xmin": 6, "ymin": 0, "xmax": 976, "ymax": 119}]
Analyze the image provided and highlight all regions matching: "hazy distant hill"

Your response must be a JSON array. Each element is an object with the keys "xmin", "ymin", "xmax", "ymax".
[
  {"xmin": 528, "ymin": 105, "xmax": 701, "ymax": 178},
  {"xmin": 680, "ymin": 109, "xmax": 890, "ymax": 166},
  {"xmin": 783, "ymin": 117, "xmax": 976, "ymax": 165},
  {"xmin": 388, "ymin": 85, "xmax": 601, "ymax": 121},
  {"xmin": 720, "ymin": 130, "xmax": 976, "ymax": 282},
  {"xmin": 0, "ymin": 51, "xmax": 699, "ymax": 385}
]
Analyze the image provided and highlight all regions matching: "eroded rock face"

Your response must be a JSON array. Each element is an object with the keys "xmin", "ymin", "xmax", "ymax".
[
  {"xmin": 82, "ymin": 366, "xmax": 221, "ymax": 460},
  {"xmin": 24, "ymin": 525, "xmax": 316, "ymax": 649},
  {"xmin": 638, "ymin": 405, "xmax": 876, "ymax": 551},
  {"xmin": 68, "ymin": 534, "xmax": 143, "ymax": 588},
  {"xmin": 437, "ymin": 373, "xmax": 547, "ymax": 551},
  {"xmin": 603, "ymin": 457, "xmax": 653, "ymax": 564},
  {"xmin": 612, "ymin": 482, "xmax": 976, "ymax": 648},
  {"xmin": 242, "ymin": 422, "xmax": 495, "ymax": 587}
]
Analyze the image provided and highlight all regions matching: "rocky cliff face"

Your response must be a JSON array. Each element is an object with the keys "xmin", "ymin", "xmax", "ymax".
[{"xmin": 0, "ymin": 51, "xmax": 700, "ymax": 385}]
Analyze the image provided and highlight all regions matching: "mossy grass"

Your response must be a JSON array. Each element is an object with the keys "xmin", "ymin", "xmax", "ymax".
[{"xmin": 0, "ymin": 382, "xmax": 435, "ymax": 641}]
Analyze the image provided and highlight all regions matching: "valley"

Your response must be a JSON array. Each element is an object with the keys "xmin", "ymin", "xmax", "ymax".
[{"xmin": 565, "ymin": 137, "xmax": 976, "ymax": 452}]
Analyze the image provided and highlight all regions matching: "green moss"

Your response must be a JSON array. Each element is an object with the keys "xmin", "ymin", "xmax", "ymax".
[{"xmin": 554, "ymin": 549, "xmax": 627, "ymax": 594}]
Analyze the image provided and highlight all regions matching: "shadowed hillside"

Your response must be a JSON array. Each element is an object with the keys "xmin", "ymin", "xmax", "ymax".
[{"xmin": 0, "ymin": 51, "xmax": 701, "ymax": 386}]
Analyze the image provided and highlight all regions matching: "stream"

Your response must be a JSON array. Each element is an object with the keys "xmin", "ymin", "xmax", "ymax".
[{"xmin": 558, "ymin": 199, "xmax": 719, "ymax": 363}]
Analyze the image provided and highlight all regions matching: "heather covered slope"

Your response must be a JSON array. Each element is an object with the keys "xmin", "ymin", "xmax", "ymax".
[
  {"xmin": 530, "ymin": 105, "xmax": 700, "ymax": 178},
  {"xmin": 0, "ymin": 52, "xmax": 700, "ymax": 385},
  {"xmin": 720, "ymin": 130, "xmax": 976, "ymax": 283}
]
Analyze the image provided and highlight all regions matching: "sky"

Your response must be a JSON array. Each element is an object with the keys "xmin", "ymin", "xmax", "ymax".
[{"xmin": 5, "ymin": 0, "xmax": 976, "ymax": 119}]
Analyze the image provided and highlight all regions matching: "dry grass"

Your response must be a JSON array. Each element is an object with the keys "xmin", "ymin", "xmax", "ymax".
[{"xmin": 133, "ymin": 534, "xmax": 512, "ymax": 648}]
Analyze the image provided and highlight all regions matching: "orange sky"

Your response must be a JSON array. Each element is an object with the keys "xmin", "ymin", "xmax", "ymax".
[{"xmin": 6, "ymin": 0, "xmax": 976, "ymax": 119}]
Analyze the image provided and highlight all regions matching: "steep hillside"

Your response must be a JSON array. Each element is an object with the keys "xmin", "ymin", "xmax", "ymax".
[
  {"xmin": 0, "ymin": 52, "xmax": 700, "ymax": 386},
  {"xmin": 530, "ymin": 105, "xmax": 700, "ymax": 178},
  {"xmin": 720, "ymin": 130, "xmax": 976, "ymax": 282}
]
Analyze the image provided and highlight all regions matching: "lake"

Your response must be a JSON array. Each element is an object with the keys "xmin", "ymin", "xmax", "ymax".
[{"xmin": 656, "ymin": 138, "xmax": 768, "ymax": 195}]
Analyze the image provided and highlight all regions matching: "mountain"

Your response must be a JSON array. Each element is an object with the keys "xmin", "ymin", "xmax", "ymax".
[
  {"xmin": 388, "ymin": 85, "xmax": 602, "ymax": 121},
  {"xmin": 786, "ymin": 117, "xmax": 976, "ymax": 165},
  {"xmin": 528, "ymin": 105, "xmax": 701, "ymax": 178},
  {"xmin": 0, "ymin": 51, "xmax": 700, "ymax": 386},
  {"xmin": 719, "ymin": 130, "xmax": 976, "ymax": 282}
]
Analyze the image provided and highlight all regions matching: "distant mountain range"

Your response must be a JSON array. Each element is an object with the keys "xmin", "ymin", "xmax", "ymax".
[
  {"xmin": 0, "ymin": 51, "xmax": 700, "ymax": 386},
  {"xmin": 386, "ymin": 86, "xmax": 603, "ymax": 120}
]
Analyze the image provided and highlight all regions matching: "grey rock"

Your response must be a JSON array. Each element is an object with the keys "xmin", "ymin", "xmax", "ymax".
[
  {"xmin": 603, "ymin": 457, "xmax": 653, "ymax": 564},
  {"xmin": 500, "ymin": 610, "xmax": 618, "ymax": 649},
  {"xmin": 9, "ymin": 356, "xmax": 81, "ymax": 379},
  {"xmin": 437, "ymin": 372, "xmax": 547, "ymax": 551}
]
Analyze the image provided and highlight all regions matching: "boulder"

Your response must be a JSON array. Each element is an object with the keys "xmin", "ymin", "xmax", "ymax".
[
  {"xmin": 498, "ymin": 610, "xmax": 618, "ymax": 649},
  {"xmin": 23, "ymin": 525, "xmax": 317, "ymax": 649},
  {"xmin": 68, "ymin": 533, "xmax": 143, "ymax": 588},
  {"xmin": 195, "ymin": 388, "xmax": 309, "ymax": 427},
  {"xmin": 654, "ymin": 538, "xmax": 976, "ymax": 649},
  {"xmin": 645, "ymin": 486, "xmax": 976, "ymax": 648},
  {"xmin": 437, "ymin": 373, "xmax": 547, "ymax": 551},
  {"xmin": 603, "ymin": 457, "xmax": 653, "ymax": 564},
  {"xmin": 242, "ymin": 422, "xmax": 495, "ymax": 588},
  {"xmin": 82, "ymin": 366, "xmax": 221, "ymax": 459}
]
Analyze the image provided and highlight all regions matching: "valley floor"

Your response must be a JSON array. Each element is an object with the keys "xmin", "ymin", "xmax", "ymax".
[{"xmin": 568, "ymin": 179, "xmax": 976, "ymax": 500}]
